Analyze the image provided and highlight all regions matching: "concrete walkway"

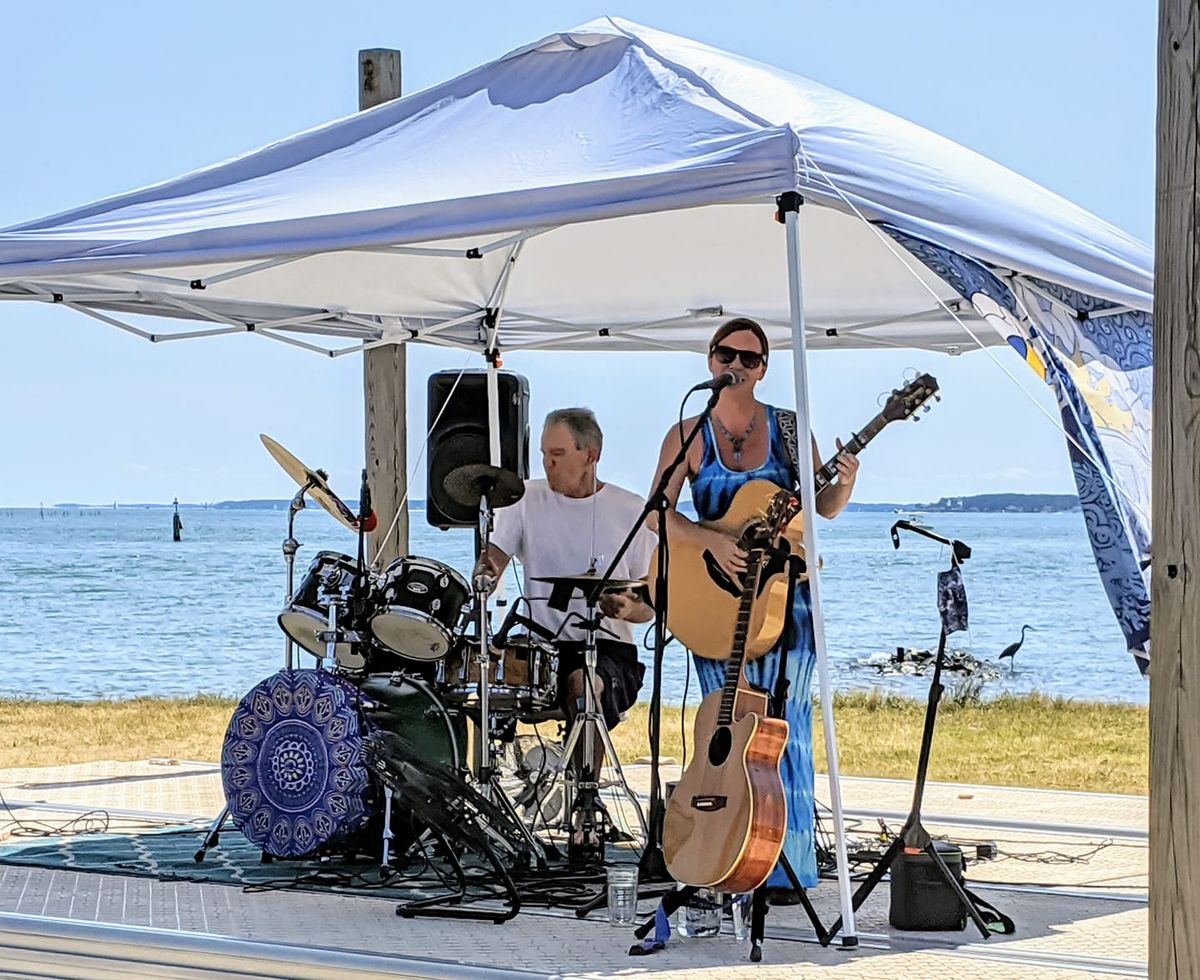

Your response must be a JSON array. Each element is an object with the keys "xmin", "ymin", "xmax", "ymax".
[{"xmin": 0, "ymin": 760, "xmax": 1147, "ymax": 978}]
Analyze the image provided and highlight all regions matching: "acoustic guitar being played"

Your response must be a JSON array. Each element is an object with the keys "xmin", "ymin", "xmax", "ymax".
[{"xmin": 650, "ymin": 374, "xmax": 939, "ymax": 661}]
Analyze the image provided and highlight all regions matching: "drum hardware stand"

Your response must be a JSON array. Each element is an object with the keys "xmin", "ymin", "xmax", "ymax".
[
  {"xmin": 380, "ymin": 784, "xmax": 397, "ymax": 875},
  {"xmin": 826, "ymin": 521, "xmax": 991, "ymax": 942},
  {"xmin": 194, "ymin": 807, "xmax": 229, "ymax": 863},
  {"xmin": 537, "ymin": 588, "xmax": 649, "ymax": 867},
  {"xmin": 469, "ymin": 487, "xmax": 554, "ymax": 867},
  {"xmin": 364, "ymin": 731, "xmax": 523, "ymax": 923},
  {"xmin": 283, "ymin": 478, "xmax": 317, "ymax": 670}
]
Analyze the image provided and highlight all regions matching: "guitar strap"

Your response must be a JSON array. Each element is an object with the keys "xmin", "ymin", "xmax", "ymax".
[{"xmin": 773, "ymin": 407, "xmax": 802, "ymax": 492}]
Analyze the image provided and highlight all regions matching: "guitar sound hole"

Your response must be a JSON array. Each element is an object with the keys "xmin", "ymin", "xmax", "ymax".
[{"xmin": 707, "ymin": 726, "xmax": 732, "ymax": 767}]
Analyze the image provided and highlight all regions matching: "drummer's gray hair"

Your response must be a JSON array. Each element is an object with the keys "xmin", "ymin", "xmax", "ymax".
[{"xmin": 544, "ymin": 407, "xmax": 603, "ymax": 455}]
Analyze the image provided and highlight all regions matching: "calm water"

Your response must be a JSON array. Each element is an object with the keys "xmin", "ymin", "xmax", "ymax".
[{"xmin": 0, "ymin": 506, "xmax": 1147, "ymax": 705}]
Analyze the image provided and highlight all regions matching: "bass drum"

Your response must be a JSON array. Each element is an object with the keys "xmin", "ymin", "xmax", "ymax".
[
  {"xmin": 221, "ymin": 669, "xmax": 372, "ymax": 858},
  {"xmin": 358, "ymin": 672, "xmax": 466, "ymax": 772},
  {"xmin": 358, "ymin": 672, "xmax": 467, "ymax": 859}
]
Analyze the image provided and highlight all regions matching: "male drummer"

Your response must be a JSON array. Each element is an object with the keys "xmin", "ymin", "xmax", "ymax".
[{"xmin": 473, "ymin": 408, "xmax": 655, "ymax": 790}]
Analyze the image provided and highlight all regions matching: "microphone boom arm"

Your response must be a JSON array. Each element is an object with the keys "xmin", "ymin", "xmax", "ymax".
[{"xmin": 890, "ymin": 519, "xmax": 971, "ymax": 565}]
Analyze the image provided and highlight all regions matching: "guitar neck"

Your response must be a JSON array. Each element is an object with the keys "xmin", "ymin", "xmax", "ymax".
[
  {"xmin": 717, "ymin": 544, "xmax": 767, "ymax": 726},
  {"xmin": 812, "ymin": 412, "xmax": 890, "ymax": 496}
]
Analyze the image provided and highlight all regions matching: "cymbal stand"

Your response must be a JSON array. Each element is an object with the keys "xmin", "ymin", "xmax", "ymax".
[
  {"xmin": 471, "ymin": 490, "xmax": 551, "ymax": 865},
  {"xmin": 549, "ymin": 589, "xmax": 648, "ymax": 864},
  {"xmin": 282, "ymin": 477, "xmax": 316, "ymax": 671}
]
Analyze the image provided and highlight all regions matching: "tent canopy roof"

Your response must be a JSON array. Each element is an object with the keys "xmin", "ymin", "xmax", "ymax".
[{"xmin": 0, "ymin": 17, "xmax": 1152, "ymax": 355}]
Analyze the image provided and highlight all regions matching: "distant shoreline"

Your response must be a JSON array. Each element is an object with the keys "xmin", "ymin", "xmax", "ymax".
[{"xmin": 26, "ymin": 491, "xmax": 1080, "ymax": 515}]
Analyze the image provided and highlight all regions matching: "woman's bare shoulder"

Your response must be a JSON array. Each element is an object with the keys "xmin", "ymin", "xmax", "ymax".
[{"xmin": 660, "ymin": 414, "xmax": 705, "ymax": 448}]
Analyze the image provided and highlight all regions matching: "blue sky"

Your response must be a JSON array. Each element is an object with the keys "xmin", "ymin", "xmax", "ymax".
[{"xmin": 0, "ymin": 1, "xmax": 1154, "ymax": 507}]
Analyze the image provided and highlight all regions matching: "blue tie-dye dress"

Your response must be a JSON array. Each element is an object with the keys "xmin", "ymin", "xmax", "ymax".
[{"xmin": 688, "ymin": 407, "xmax": 818, "ymax": 890}]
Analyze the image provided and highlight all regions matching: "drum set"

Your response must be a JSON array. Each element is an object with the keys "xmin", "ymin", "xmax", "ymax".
[{"xmin": 197, "ymin": 436, "xmax": 647, "ymax": 886}]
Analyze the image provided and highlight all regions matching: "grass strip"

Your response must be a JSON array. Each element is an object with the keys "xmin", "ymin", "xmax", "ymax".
[{"xmin": 0, "ymin": 691, "xmax": 1147, "ymax": 795}]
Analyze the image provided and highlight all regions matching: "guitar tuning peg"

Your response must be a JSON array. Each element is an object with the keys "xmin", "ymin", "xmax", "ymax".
[
  {"xmin": 923, "ymin": 405, "xmax": 932, "ymax": 413},
  {"xmin": 912, "ymin": 415, "xmax": 921, "ymax": 422}
]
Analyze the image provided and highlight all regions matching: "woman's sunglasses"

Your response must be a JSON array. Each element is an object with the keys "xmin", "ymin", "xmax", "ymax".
[{"xmin": 711, "ymin": 345, "xmax": 765, "ymax": 370}]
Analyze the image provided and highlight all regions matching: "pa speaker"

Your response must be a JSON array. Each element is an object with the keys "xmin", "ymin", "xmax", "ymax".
[{"xmin": 426, "ymin": 370, "xmax": 530, "ymax": 528}]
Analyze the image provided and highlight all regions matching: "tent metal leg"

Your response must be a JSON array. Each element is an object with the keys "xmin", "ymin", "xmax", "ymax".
[{"xmin": 780, "ymin": 191, "xmax": 858, "ymax": 947}]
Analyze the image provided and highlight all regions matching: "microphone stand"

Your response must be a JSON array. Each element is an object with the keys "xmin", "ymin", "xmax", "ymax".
[
  {"xmin": 826, "ymin": 519, "xmax": 991, "ymax": 940},
  {"xmin": 591, "ymin": 378, "xmax": 730, "ymax": 884}
]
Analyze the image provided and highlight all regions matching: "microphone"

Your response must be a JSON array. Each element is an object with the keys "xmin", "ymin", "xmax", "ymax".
[
  {"xmin": 358, "ymin": 469, "xmax": 378, "ymax": 533},
  {"xmin": 691, "ymin": 372, "xmax": 741, "ymax": 392}
]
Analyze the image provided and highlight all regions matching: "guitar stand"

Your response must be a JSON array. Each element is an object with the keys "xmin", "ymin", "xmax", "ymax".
[
  {"xmin": 747, "ymin": 552, "xmax": 830, "ymax": 960},
  {"xmin": 826, "ymin": 522, "xmax": 991, "ymax": 941},
  {"xmin": 629, "ymin": 553, "xmax": 831, "ymax": 959}
]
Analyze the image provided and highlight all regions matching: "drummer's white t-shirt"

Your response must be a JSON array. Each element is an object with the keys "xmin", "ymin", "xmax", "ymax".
[{"xmin": 491, "ymin": 479, "xmax": 655, "ymax": 644}]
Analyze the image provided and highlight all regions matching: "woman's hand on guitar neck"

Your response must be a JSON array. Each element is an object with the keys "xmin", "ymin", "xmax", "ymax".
[{"xmin": 704, "ymin": 528, "xmax": 748, "ymax": 582}]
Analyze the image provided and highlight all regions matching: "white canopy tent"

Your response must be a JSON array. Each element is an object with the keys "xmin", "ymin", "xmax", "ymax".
[
  {"xmin": 0, "ymin": 18, "xmax": 1148, "ymax": 355},
  {"xmin": 0, "ymin": 17, "xmax": 1155, "ymax": 945}
]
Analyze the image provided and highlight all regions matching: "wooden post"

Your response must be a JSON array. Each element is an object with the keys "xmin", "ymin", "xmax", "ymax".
[
  {"xmin": 1153, "ymin": 3, "xmax": 1200, "ymax": 976},
  {"xmin": 359, "ymin": 49, "xmax": 408, "ymax": 567}
]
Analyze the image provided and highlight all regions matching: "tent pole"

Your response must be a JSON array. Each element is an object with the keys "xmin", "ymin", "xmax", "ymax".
[
  {"xmin": 486, "ymin": 363, "xmax": 502, "ymax": 465},
  {"xmin": 779, "ymin": 191, "xmax": 858, "ymax": 946},
  {"xmin": 483, "ymin": 314, "xmax": 507, "ymax": 607},
  {"xmin": 360, "ymin": 48, "xmax": 408, "ymax": 567}
]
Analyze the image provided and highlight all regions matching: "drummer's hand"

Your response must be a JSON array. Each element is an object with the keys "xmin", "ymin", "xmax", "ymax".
[
  {"xmin": 472, "ymin": 557, "xmax": 499, "ymax": 594},
  {"xmin": 599, "ymin": 590, "xmax": 639, "ymax": 621},
  {"xmin": 704, "ymin": 529, "xmax": 747, "ymax": 584}
]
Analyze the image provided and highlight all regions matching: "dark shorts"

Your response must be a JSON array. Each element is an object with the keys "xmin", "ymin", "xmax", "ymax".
[{"xmin": 555, "ymin": 639, "xmax": 645, "ymax": 730}]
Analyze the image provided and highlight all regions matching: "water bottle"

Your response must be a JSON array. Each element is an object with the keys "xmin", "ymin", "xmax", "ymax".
[
  {"xmin": 729, "ymin": 892, "xmax": 752, "ymax": 942},
  {"xmin": 676, "ymin": 887, "xmax": 721, "ymax": 938}
]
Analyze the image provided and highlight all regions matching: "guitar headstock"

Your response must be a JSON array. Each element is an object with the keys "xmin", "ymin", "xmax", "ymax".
[
  {"xmin": 882, "ymin": 373, "xmax": 940, "ymax": 423},
  {"xmin": 765, "ymin": 490, "xmax": 801, "ymax": 538}
]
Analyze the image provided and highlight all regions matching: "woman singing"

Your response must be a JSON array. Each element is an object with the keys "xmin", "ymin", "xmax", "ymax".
[{"xmin": 649, "ymin": 317, "xmax": 858, "ymax": 903}]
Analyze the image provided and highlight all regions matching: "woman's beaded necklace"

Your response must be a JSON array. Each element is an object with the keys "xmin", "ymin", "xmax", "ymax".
[{"xmin": 713, "ymin": 407, "xmax": 759, "ymax": 464}]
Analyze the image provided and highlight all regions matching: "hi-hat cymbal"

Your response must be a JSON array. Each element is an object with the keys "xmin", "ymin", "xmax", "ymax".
[
  {"xmin": 531, "ymin": 573, "xmax": 646, "ymax": 595},
  {"xmin": 260, "ymin": 434, "xmax": 359, "ymax": 532},
  {"xmin": 443, "ymin": 463, "xmax": 525, "ymax": 509}
]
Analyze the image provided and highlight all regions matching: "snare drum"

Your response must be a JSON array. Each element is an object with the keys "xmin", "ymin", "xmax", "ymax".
[
  {"xmin": 370, "ymin": 557, "xmax": 470, "ymax": 662},
  {"xmin": 439, "ymin": 635, "xmax": 559, "ymax": 714},
  {"xmin": 279, "ymin": 551, "xmax": 370, "ymax": 671}
]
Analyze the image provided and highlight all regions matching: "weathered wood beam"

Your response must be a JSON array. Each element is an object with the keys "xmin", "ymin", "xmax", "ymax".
[
  {"xmin": 359, "ymin": 49, "xmax": 407, "ymax": 566},
  {"xmin": 1152, "ymin": 3, "xmax": 1200, "ymax": 976}
]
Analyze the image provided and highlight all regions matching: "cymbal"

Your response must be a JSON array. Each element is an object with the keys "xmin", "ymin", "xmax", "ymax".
[
  {"xmin": 260, "ymin": 434, "xmax": 359, "ymax": 532},
  {"xmin": 531, "ymin": 573, "xmax": 646, "ymax": 595},
  {"xmin": 443, "ymin": 463, "xmax": 524, "ymax": 509}
]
